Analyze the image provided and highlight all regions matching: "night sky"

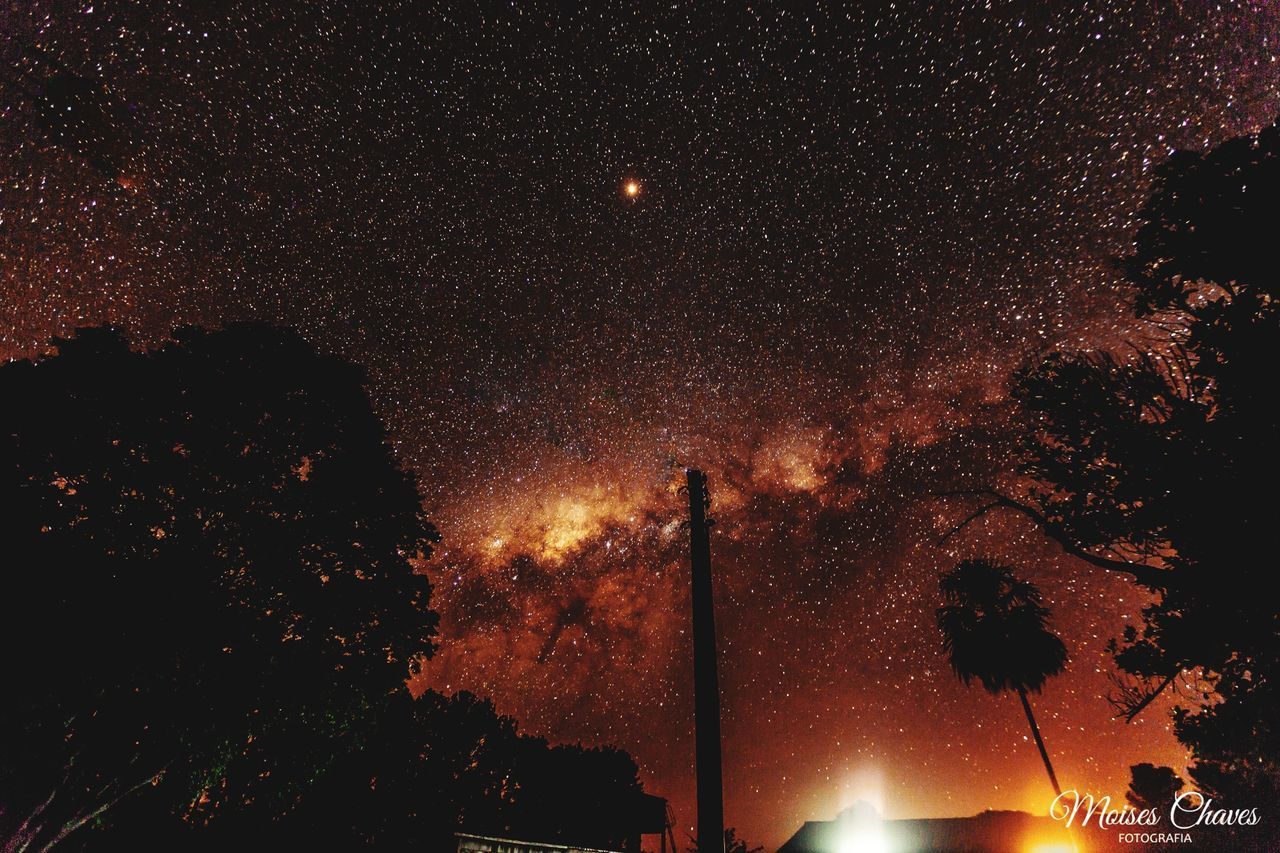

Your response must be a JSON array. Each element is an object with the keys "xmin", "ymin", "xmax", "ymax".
[{"xmin": 3, "ymin": 2, "xmax": 1278, "ymax": 848}]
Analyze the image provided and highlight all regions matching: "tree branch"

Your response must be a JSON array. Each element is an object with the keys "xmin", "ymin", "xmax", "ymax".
[
  {"xmin": 2, "ymin": 787, "xmax": 58, "ymax": 853},
  {"xmin": 1121, "ymin": 671, "xmax": 1178, "ymax": 723},
  {"xmin": 36, "ymin": 768, "xmax": 166, "ymax": 853},
  {"xmin": 1107, "ymin": 669, "xmax": 1180, "ymax": 723},
  {"xmin": 936, "ymin": 489, "xmax": 1170, "ymax": 589},
  {"xmin": 1, "ymin": 755, "xmax": 79, "ymax": 853},
  {"xmin": 937, "ymin": 501, "xmax": 1002, "ymax": 546}
]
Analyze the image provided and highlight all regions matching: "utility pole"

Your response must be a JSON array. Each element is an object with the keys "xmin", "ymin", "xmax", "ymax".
[{"xmin": 685, "ymin": 469, "xmax": 724, "ymax": 853}]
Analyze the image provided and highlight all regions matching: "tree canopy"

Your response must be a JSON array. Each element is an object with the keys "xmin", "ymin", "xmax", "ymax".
[
  {"xmin": 0, "ymin": 324, "xmax": 440, "ymax": 850},
  {"xmin": 75, "ymin": 688, "xmax": 648, "ymax": 851},
  {"xmin": 1126, "ymin": 763, "xmax": 1183, "ymax": 811},
  {"xmin": 2, "ymin": 323, "xmax": 653, "ymax": 852},
  {"xmin": 937, "ymin": 559, "xmax": 1067, "ymax": 696},
  {"xmin": 1001, "ymin": 117, "xmax": 1280, "ymax": 808}
]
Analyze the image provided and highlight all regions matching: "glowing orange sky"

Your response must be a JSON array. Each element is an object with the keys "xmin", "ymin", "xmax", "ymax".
[{"xmin": 411, "ymin": 351, "xmax": 1191, "ymax": 848}]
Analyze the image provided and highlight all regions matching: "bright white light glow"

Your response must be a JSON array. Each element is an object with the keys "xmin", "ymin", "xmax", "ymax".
[{"xmin": 836, "ymin": 825, "xmax": 891, "ymax": 853}]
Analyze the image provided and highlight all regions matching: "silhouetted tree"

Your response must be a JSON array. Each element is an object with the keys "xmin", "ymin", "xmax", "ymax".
[
  {"xmin": 0, "ymin": 325, "xmax": 440, "ymax": 851},
  {"xmin": 77, "ymin": 688, "xmax": 647, "ymax": 851},
  {"xmin": 689, "ymin": 827, "xmax": 762, "ymax": 853},
  {"xmin": 943, "ymin": 117, "xmax": 1280, "ymax": 810},
  {"xmin": 937, "ymin": 559, "xmax": 1068, "ymax": 797},
  {"xmin": 1126, "ymin": 763, "xmax": 1183, "ymax": 811}
]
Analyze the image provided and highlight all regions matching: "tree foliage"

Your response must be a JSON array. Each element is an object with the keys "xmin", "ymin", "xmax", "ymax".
[
  {"xmin": 1007, "ymin": 118, "xmax": 1280, "ymax": 805},
  {"xmin": 0, "ymin": 324, "xmax": 440, "ymax": 850},
  {"xmin": 1126, "ymin": 763, "xmax": 1183, "ymax": 811},
  {"xmin": 937, "ymin": 559, "xmax": 1067, "ymax": 695},
  {"xmin": 78, "ymin": 689, "xmax": 645, "ymax": 851},
  {"xmin": 937, "ymin": 559, "xmax": 1068, "ymax": 797}
]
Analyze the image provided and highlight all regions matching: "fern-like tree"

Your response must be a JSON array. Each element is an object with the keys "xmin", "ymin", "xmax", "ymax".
[{"xmin": 937, "ymin": 559, "xmax": 1068, "ymax": 797}]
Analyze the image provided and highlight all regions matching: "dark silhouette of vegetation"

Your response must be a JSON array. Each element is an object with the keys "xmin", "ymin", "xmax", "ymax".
[
  {"xmin": 938, "ymin": 559, "xmax": 1068, "ymax": 797},
  {"xmin": 0, "ymin": 325, "xmax": 649, "ymax": 851},
  {"xmin": 943, "ymin": 116, "xmax": 1280, "ymax": 814},
  {"xmin": 78, "ymin": 689, "xmax": 645, "ymax": 851},
  {"xmin": 689, "ymin": 827, "xmax": 762, "ymax": 853},
  {"xmin": 1126, "ymin": 763, "xmax": 1184, "ymax": 811},
  {"xmin": 0, "ymin": 324, "xmax": 440, "ymax": 851}
]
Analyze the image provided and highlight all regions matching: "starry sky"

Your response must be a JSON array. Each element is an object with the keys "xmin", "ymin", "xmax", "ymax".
[{"xmin": 3, "ymin": 1, "xmax": 1279, "ymax": 848}]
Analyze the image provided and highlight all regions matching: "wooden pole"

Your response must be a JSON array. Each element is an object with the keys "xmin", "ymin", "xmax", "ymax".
[{"xmin": 686, "ymin": 469, "xmax": 724, "ymax": 853}]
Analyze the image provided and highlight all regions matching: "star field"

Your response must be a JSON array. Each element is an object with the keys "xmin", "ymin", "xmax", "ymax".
[{"xmin": 2, "ymin": 1, "xmax": 1278, "ymax": 847}]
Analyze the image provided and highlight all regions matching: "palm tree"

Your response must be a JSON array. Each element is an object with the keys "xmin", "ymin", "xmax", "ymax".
[{"xmin": 937, "ymin": 559, "xmax": 1068, "ymax": 797}]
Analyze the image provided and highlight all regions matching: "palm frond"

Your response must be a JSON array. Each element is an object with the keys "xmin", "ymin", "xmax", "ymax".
[{"xmin": 936, "ymin": 559, "xmax": 1067, "ymax": 695}]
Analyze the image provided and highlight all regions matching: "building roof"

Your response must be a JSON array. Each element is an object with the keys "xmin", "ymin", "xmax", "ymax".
[{"xmin": 778, "ymin": 808, "xmax": 1111, "ymax": 853}]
